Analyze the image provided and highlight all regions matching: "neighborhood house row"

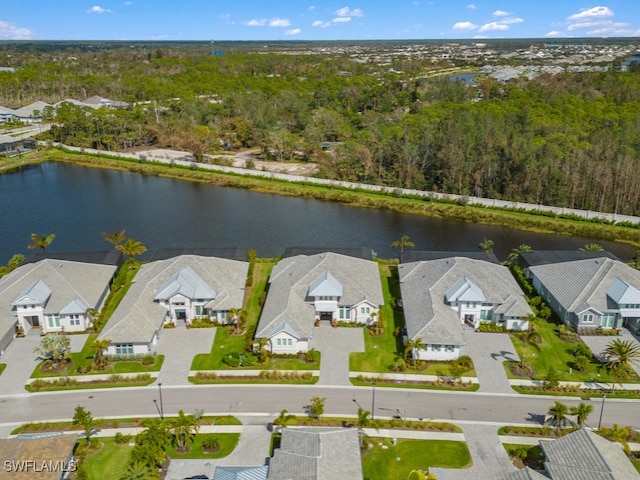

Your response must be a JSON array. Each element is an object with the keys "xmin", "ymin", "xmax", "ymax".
[{"xmin": 1, "ymin": 249, "xmax": 638, "ymax": 361}]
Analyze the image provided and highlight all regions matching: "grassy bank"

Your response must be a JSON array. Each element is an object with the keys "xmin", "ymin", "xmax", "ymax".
[{"xmin": 20, "ymin": 149, "xmax": 640, "ymax": 248}]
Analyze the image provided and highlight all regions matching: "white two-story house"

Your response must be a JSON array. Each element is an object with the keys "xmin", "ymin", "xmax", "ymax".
[{"xmin": 255, "ymin": 252, "xmax": 384, "ymax": 354}]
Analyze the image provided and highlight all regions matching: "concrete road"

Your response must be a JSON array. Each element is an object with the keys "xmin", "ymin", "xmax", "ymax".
[{"xmin": 0, "ymin": 385, "xmax": 637, "ymax": 431}]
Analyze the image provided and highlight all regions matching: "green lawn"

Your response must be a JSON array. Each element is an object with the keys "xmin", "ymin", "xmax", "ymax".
[
  {"xmin": 0, "ymin": 363, "xmax": 6, "ymax": 376},
  {"xmin": 350, "ymin": 263, "xmax": 405, "ymax": 373},
  {"xmin": 507, "ymin": 319, "xmax": 634, "ymax": 383},
  {"xmin": 165, "ymin": 433, "xmax": 240, "ymax": 459},
  {"xmin": 82, "ymin": 437, "xmax": 132, "ymax": 480},
  {"xmin": 362, "ymin": 438, "xmax": 471, "ymax": 480}
]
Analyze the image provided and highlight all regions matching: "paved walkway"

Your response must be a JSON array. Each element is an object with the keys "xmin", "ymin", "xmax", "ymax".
[
  {"xmin": 0, "ymin": 331, "xmax": 89, "ymax": 395},
  {"xmin": 431, "ymin": 424, "xmax": 518, "ymax": 480},
  {"xmin": 155, "ymin": 325, "xmax": 217, "ymax": 386},
  {"xmin": 461, "ymin": 328, "xmax": 518, "ymax": 394},
  {"xmin": 313, "ymin": 323, "xmax": 365, "ymax": 386},
  {"xmin": 580, "ymin": 327, "xmax": 640, "ymax": 377}
]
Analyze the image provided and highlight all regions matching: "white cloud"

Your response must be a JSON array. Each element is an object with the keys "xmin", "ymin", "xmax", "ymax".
[
  {"xmin": 244, "ymin": 19, "xmax": 267, "ymax": 27},
  {"xmin": 309, "ymin": 6, "xmax": 315, "ymax": 10},
  {"xmin": 453, "ymin": 21, "xmax": 478, "ymax": 31},
  {"xmin": 87, "ymin": 5, "xmax": 111, "ymax": 14},
  {"xmin": 312, "ymin": 20, "xmax": 324, "ymax": 27},
  {"xmin": 285, "ymin": 28, "xmax": 301, "ymax": 35},
  {"xmin": 479, "ymin": 22, "xmax": 509, "ymax": 32},
  {"xmin": 332, "ymin": 16, "xmax": 352, "ymax": 23},
  {"xmin": 545, "ymin": 30, "xmax": 565, "ymax": 37},
  {"xmin": 466, "ymin": 4, "xmax": 476, "ymax": 9},
  {"xmin": 493, "ymin": 10, "xmax": 509, "ymax": 17},
  {"xmin": 0, "ymin": 20, "xmax": 34, "ymax": 39},
  {"xmin": 269, "ymin": 18, "xmax": 291, "ymax": 27},
  {"xmin": 123, "ymin": 1, "xmax": 132, "ymax": 5},
  {"xmin": 335, "ymin": 7, "xmax": 364, "ymax": 18},
  {"xmin": 567, "ymin": 6, "xmax": 614, "ymax": 21},
  {"xmin": 500, "ymin": 17, "xmax": 523, "ymax": 25}
]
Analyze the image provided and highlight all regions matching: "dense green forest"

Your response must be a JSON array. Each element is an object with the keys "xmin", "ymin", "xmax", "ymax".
[{"xmin": 2, "ymin": 43, "xmax": 640, "ymax": 214}]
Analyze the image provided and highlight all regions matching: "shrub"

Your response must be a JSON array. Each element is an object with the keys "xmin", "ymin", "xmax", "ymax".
[
  {"xmin": 202, "ymin": 437, "xmax": 220, "ymax": 451},
  {"xmin": 572, "ymin": 342, "xmax": 592, "ymax": 358},
  {"xmin": 478, "ymin": 322, "xmax": 506, "ymax": 333},
  {"xmin": 572, "ymin": 355, "xmax": 591, "ymax": 372},
  {"xmin": 141, "ymin": 355, "xmax": 155, "ymax": 366},
  {"xmin": 222, "ymin": 352, "xmax": 257, "ymax": 367},
  {"xmin": 456, "ymin": 355, "xmax": 473, "ymax": 370},
  {"xmin": 190, "ymin": 318, "xmax": 215, "ymax": 328},
  {"xmin": 194, "ymin": 371, "xmax": 218, "ymax": 381},
  {"xmin": 114, "ymin": 432, "xmax": 132, "ymax": 444}
]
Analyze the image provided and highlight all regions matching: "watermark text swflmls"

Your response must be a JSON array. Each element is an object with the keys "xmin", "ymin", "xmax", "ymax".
[{"xmin": 3, "ymin": 460, "xmax": 77, "ymax": 473}]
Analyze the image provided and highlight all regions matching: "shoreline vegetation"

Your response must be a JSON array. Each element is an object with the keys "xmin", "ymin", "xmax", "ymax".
[{"xmin": 5, "ymin": 147, "xmax": 640, "ymax": 250}]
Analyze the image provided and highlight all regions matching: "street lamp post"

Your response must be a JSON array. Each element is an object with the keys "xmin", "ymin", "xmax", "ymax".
[
  {"xmin": 371, "ymin": 382, "xmax": 376, "ymax": 421},
  {"xmin": 158, "ymin": 382, "xmax": 164, "ymax": 420},
  {"xmin": 598, "ymin": 393, "xmax": 606, "ymax": 430}
]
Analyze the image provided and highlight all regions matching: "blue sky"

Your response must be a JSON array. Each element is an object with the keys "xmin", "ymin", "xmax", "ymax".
[{"xmin": 1, "ymin": 1, "xmax": 639, "ymax": 41}]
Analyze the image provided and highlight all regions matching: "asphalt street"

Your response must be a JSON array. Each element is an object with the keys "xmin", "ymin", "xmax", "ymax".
[{"xmin": 0, "ymin": 384, "xmax": 638, "ymax": 431}]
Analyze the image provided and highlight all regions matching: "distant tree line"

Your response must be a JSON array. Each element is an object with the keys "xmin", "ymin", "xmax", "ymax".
[{"xmin": 2, "ymin": 45, "xmax": 640, "ymax": 214}]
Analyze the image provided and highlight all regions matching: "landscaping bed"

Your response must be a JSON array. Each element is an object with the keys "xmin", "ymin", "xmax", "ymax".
[
  {"xmin": 190, "ymin": 370, "xmax": 318, "ymax": 384},
  {"xmin": 26, "ymin": 373, "xmax": 154, "ymax": 392}
]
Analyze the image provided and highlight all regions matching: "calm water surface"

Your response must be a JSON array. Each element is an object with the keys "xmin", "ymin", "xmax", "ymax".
[{"xmin": 0, "ymin": 162, "xmax": 634, "ymax": 264}]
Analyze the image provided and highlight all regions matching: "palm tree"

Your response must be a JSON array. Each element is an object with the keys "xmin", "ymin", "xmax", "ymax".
[
  {"xmin": 90, "ymin": 338, "xmax": 111, "ymax": 370},
  {"xmin": 355, "ymin": 406, "xmax": 378, "ymax": 447},
  {"xmin": 7, "ymin": 253, "xmax": 24, "ymax": 271},
  {"xmin": 404, "ymin": 337, "xmax": 424, "ymax": 367},
  {"xmin": 478, "ymin": 237, "xmax": 494, "ymax": 254},
  {"xmin": 603, "ymin": 339, "xmax": 640, "ymax": 373},
  {"xmin": 28, "ymin": 233, "xmax": 55, "ymax": 253},
  {"xmin": 391, "ymin": 235, "xmax": 415, "ymax": 263},
  {"xmin": 580, "ymin": 243, "xmax": 604, "ymax": 251},
  {"xmin": 569, "ymin": 402, "xmax": 593, "ymax": 427},
  {"xmin": 103, "ymin": 228, "xmax": 127, "ymax": 247},
  {"xmin": 170, "ymin": 409, "xmax": 199, "ymax": 453},
  {"xmin": 545, "ymin": 401, "xmax": 574, "ymax": 433},
  {"xmin": 274, "ymin": 409, "xmax": 296, "ymax": 432},
  {"xmin": 507, "ymin": 244, "xmax": 532, "ymax": 265},
  {"xmin": 608, "ymin": 423, "xmax": 631, "ymax": 455},
  {"xmin": 120, "ymin": 461, "xmax": 155, "ymax": 480},
  {"xmin": 116, "ymin": 238, "xmax": 147, "ymax": 261},
  {"xmin": 515, "ymin": 327, "xmax": 542, "ymax": 369}
]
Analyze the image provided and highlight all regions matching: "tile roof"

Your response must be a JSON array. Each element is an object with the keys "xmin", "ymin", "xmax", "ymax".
[
  {"xmin": 402, "ymin": 250, "xmax": 500, "ymax": 264},
  {"xmin": 399, "ymin": 257, "xmax": 532, "ymax": 345},
  {"xmin": 213, "ymin": 465, "xmax": 269, "ymax": 480},
  {"xmin": 530, "ymin": 258, "xmax": 640, "ymax": 315},
  {"xmin": 268, "ymin": 428, "xmax": 363, "ymax": 480},
  {"xmin": 99, "ymin": 255, "xmax": 248, "ymax": 344},
  {"xmin": 501, "ymin": 467, "xmax": 550, "ymax": 480},
  {"xmin": 539, "ymin": 428, "xmax": 640, "ymax": 480},
  {"xmin": 255, "ymin": 253, "xmax": 383, "ymax": 340},
  {"xmin": 0, "ymin": 433, "xmax": 78, "ymax": 480}
]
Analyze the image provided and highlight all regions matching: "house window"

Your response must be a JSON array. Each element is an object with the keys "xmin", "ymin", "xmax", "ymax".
[
  {"xmin": 69, "ymin": 314, "xmax": 81, "ymax": 326},
  {"xmin": 277, "ymin": 339, "xmax": 282, "ymax": 346},
  {"xmin": 46, "ymin": 314, "xmax": 60, "ymax": 328},
  {"xmin": 360, "ymin": 307, "xmax": 370, "ymax": 315},
  {"xmin": 446, "ymin": 345, "xmax": 455, "ymax": 352},
  {"xmin": 220, "ymin": 311, "xmax": 227, "ymax": 320},
  {"xmin": 432, "ymin": 345, "xmax": 441, "ymax": 352},
  {"xmin": 582, "ymin": 314, "xmax": 594, "ymax": 323},
  {"xmin": 339, "ymin": 307, "xmax": 351, "ymax": 320},
  {"xmin": 115, "ymin": 344, "xmax": 134, "ymax": 355},
  {"xmin": 319, "ymin": 296, "xmax": 335, "ymax": 301},
  {"xmin": 287, "ymin": 339, "xmax": 292, "ymax": 346},
  {"xmin": 195, "ymin": 305, "xmax": 203, "ymax": 316}
]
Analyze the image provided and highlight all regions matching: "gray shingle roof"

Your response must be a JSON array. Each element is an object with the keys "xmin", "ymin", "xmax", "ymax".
[
  {"xmin": 501, "ymin": 467, "xmax": 550, "ymax": 480},
  {"xmin": 530, "ymin": 258, "xmax": 640, "ymax": 315},
  {"xmin": 268, "ymin": 428, "xmax": 363, "ymax": 480},
  {"xmin": 399, "ymin": 257, "xmax": 532, "ymax": 345},
  {"xmin": 540, "ymin": 428, "xmax": 640, "ymax": 480},
  {"xmin": 255, "ymin": 253, "xmax": 383, "ymax": 340},
  {"xmin": 0, "ymin": 259, "xmax": 116, "ymax": 351},
  {"xmin": 99, "ymin": 255, "xmax": 248, "ymax": 344}
]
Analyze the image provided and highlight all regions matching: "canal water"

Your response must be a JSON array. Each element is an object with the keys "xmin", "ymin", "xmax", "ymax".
[{"xmin": 0, "ymin": 162, "xmax": 634, "ymax": 264}]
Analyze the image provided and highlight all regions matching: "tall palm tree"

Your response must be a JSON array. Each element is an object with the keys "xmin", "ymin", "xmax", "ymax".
[
  {"xmin": 507, "ymin": 244, "xmax": 532, "ymax": 265},
  {"xmin": 391, "ymin": 235, "xmax": 415, "ymax": 263},
  {"xmin": 171, "ymin": 409, "xmax": 199, "ymax": 453},
  {"xmin": 120, "ymin": 461, "xmax": 155, "ymax": 480},
  {"xmin": 90, "ymin": 338, "xmax": 111, "ymax": 369},
  {"xmin": 103, "ymin": 228, "xmax": 127, "ymax": 247},
  {"xmin": 116, "ymin": 238, "xmax": 147, "ymax": 260},
  {"xmin": 545, "ymin": 401, "xmax": 574, "ymax": 433},
  {"xmin": 274, "ymin": 409, "xmax": 296, "ymax": 432},
  {"xmin": 515, "ymin": 327, "xmax": 542, "ymax": 369},
  {"xmin": 569, "ymin": 402, "xmax": 593, "ymax": 427},
  {"xmin": 404, "ymin": 337, "xmax": 424, "ymax": 367},
  {"xmin": 603, "ymin": 339, "xmax": 640, "ymax": 373},
  {"xmin": 28, "ymin": 233, "xmax": 55, "ymax": 253},
  {"xmin": 7, "ymin": 253, "xmax": 24, "ymax": 271},
  {"xmin": 478, "ymin": 237, "xmax": 494, "ymax": 254},
  {"xmin": 355, "ymin": 406, "xmax": 378, "ymax": 447}
]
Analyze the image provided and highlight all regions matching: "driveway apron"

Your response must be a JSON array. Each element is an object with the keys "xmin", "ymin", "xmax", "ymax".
[
  {"xmin": 312, "ymin": 323, "xmax": 365, "ymax": 386},
  {"xmin": 461, "ymin": 327, "xmax": 518, "ymax": 394},
  {"xmin": 155, "ymin": 325, "xmax": 217, "ymax": 386}
]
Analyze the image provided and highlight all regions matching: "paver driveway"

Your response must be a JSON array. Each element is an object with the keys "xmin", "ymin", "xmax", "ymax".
[{"xmin": 312, "ymin": 323, "xmax": 365, "ymax": 386}]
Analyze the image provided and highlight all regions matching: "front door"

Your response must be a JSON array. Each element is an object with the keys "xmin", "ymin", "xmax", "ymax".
[
  {"xmin": 175, "ymin": 309, "xmax": 187, "ymax": 322},
  {"xmin": 320, "ymin": 312, "xmax": 333, "ymax": 321},
  {"xmin": 27, "ymin": 315, "xmax": 40, "ymax": 327}
]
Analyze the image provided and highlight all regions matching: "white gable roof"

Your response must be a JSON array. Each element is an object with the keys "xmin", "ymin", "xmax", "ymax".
[
  {"xmin": 445, "ymin": 276, "xmax": 486, "ymax": 303},
  {"xmin": 60, "ymin": 297, "xmax": 89, "ymax": 315},
  {"xmin": 608, "ymin": 277, "xmax": 640, "ymax": 305},
  {"xmin": 308, "ymin": 271, "xmax": 343, "ymax": 297},
  {"xmin": 11, "ymin": 279, "xmax": 52, "ymax": 306},
  {"xmin": 153, "ymin": 265, "xmax": 216, "ymax": 301}
]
